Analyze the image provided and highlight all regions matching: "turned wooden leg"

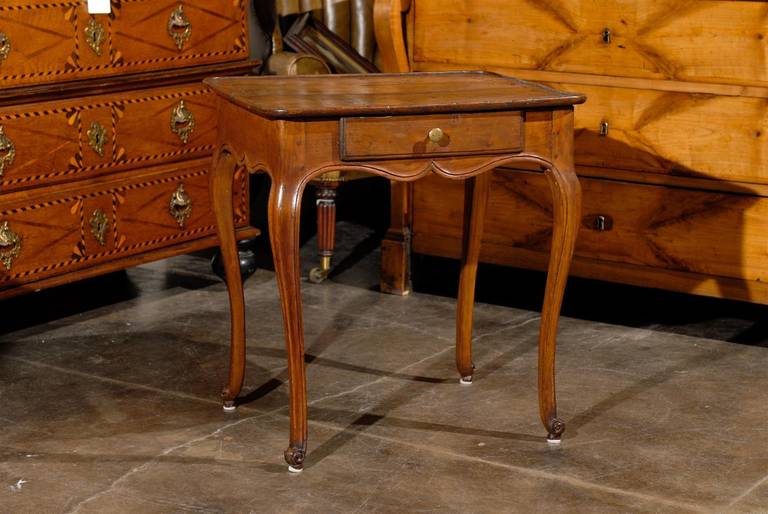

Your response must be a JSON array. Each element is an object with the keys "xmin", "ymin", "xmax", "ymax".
[
  {"xmin": 456, "ymin": 173, "xmax": 492, "ymax": 384},
  {"xmin": 268, "ymin": 178, "xmax": 309, "ymax": 472},
  {"xmin": 309, "ymin": 180, "xmax": 339, "ymax": 284},
  {"xmin": 380, "ymin": 181, "xmax": 413, "ymax": 295},
  {"xmin": 539, "ymin": 163, "xmax": 581, "ymax": 442},
  {"xmin": 210, "ymin": 149, "xmax": 246, "ymax": 412}
]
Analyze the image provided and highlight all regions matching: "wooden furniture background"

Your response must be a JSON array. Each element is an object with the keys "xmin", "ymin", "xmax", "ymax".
[
  {"xmin": 206, "ymin": 72, "xmax": 584, "ymax": 471},
  {"xmin": 0, "ymin": 0, "xmax": 259, "ymax": 298},
  {"xmin": 375, "ymin": 0, "xmax": 768, "ymax": 303}
]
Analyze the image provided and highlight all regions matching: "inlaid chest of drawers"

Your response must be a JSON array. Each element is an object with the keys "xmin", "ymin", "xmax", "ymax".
[
  {"xmin": 376, "ymin": 0, "xmax": 768, "ymax": 303},
  {"xmin": 0, "ymin": 0, "xmax": 259, "ymax": 298}
]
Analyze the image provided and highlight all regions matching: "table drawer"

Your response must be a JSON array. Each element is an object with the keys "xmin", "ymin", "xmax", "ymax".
[
  {"xmin": 0, "ymin": 82, "xmax": 217, "ymax": 193},
  {"xmin": 414, "ymin": 0, "xmax": 768, "ymax": 86},
  {"xmin": 340, "ymin": 112, "xmax": 522, "ymax": 161},
  {"xmin": 413, "ymin": 171, "xmax": 768, "ymax": 282},
  {"xmin": 0, "ymin": 0, "xmax": 248, "ymax": 88},
  {"xmin": 0, "ymin": 158, "xmax": 249, "ymax": 287}
]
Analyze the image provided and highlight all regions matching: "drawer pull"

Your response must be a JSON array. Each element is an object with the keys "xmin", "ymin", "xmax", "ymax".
[
  {"xmin": 0, "ymin": 32, "xmax": 10, "ymax": 61},
  {"xmin": 89, "ymin": 208, "xmax": 109, "ymax": 246},
  {"xmin": 0, "ymin": 126, "xmax": 16, "ymax": 177},
  {"xmin": 87, "ymin": 121, "xmax": 107, "ymax": 156},
  {"xmin": 428, "ymin": 127, "xmax": 445, "ymax": 143},
  {"xmin": 169, "ymin": 183, "xmax": 192, "ymax": 228},
  {"xmin": 170, "ymin": 100, "xmax": 195, "ymax": 143},
  {"xmin": 84, "ymin": 19, "xmax": 105, "ymax": 56},
  {"xmin": 601, "ymin": 28, "xmax": 612, "ymax": 44},
  {"xmin": 0, "ymin": 221, "xmax": 21, "ymax": 270},
  {"xmin": 599, "ymin": 120, "xmax": 609, "ymax": 136},
  {"xmin": 583, "ymin": 213, "xmax": 613, "ymax": 232},
  {"xmin": 167, "ymin": 5, "xmax": 192, "ymax": 50}
]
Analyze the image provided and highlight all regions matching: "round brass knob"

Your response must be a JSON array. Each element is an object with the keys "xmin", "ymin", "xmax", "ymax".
[{"xmin": 428, "ymin": 127, "xmax": 444, "ymax": 143}]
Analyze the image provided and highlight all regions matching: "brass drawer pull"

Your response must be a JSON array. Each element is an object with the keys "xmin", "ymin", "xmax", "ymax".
[
  {"xmin": 87, "ymin": 121, "xmax": 107, "ymax": 156},
  {"xmin": 89, "ymin": 208, "xmax": 109, "ymax": 246},
  {"xmin": 0, "ymin": 221, "xmax": 21, "ymax": 270},
  {"xmin": 84, "ymin": 19, "xmax": 105, "ymax": 56},
  {"xmin": 428, "ymin": 127, "xmax": 444, "ymax": 143},
  {"xmin": 168, "ymin": 5, "xmax": 192, "ymax": 50},
  {"xmin": 169, "ymin": 183, "xmax": 192, "ymax": 228},
  {"xmin": 170, "ymin": 100, "xmax": 195, "ymax": 143},
  {"xmin": 0, "ymin": 126, "xmax": 16, "ymax": 177},
  {"xmin": 0, "ymin": 32, "xmax": 10, "ymax": 61}
]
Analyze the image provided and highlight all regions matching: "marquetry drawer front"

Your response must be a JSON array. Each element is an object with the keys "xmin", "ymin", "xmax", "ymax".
[
  {"xmin": 413, "ymin": 172, "xmax": 768, "ymax": 282},
  {"xmin": 549, "ymin": 83, "xmax": 768, "ymax": 184},
  {"xmin": 413, "ymin": 0, "xmax": 768, "ymax": 86},
  {"xmin": 340, "ymin": 112, "xmax": 523, "ymax": 161},
  {"xmin": 0, "ymin": 0, "xmax": 248, "ymax": 87},
  {"xmin": 0, "ymin": 82, "xmax": 217, "ymax": 193},
  {"xmin": 0, "ymin": 159, "xmax": 249, "ymax": 287}
]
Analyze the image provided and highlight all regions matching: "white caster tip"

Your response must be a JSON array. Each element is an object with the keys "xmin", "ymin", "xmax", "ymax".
[
  {"xmin": 547, "ymin": 438, "xmax": 562, "ymax": 445},
  {"xmin": 222, "ymin": 404, "xmax": 237, "ymax": 413},
  {"xmin": 288, "ymin": 465, "xmax": 304, "ymax": 473},
  {"xmin": 459, "ymin": 377, "xmax": 473, "ymax": 385}
]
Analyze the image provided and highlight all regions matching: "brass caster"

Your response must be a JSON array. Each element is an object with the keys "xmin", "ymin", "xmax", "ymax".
[
  {"xmin": 284, "ymin": 443, "xmax": 306, "ymax": 472},
  {"xmin": 308, "ymin": 267, "xmax": 328, "ymax": 284},
  {"xmin": 459, "ymin": 375, "xmax": 473, "ymax": 385},
  {"xmin": 547, "ymin": 418, "xmax": 566, "ymax": 443}
]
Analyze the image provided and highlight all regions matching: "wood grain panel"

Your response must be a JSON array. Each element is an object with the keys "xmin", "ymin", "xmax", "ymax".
[{"xmin": 412, "ymin": 0, "xmax": 768, "ymax": 87}]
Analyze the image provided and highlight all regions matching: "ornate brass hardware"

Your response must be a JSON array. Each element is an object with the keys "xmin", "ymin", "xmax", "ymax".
[
  {"xmin": 84, "ymin": 18, "xmax": 106, "ymax": 56},
  {"xmin": 87, "ymin": 121, "xmax": 107, "ymax": 156},
  {"xmin": 601, "ymin": 28, "xmax": 612, "ymax": 44},
  {"xmin": 599, "ymin": 120, "xmax": 609, "ymax": 136},
  {"xmin": 169, "ymin": 183, "xmax": 192, "ymax": 228},
  {"xmin": 0, "ymin": 221, "xmax": 21, "ymax": 271},
  {"xmin": 583, "ymin": 213, "xmax": 613, "ymax": 232},
  {"xmin": 167, "ymin": 5, "xmax": 192, "ymax": 50},
  {"xmin": 0, "ymin": 32, "xmax": 10, "ymax": 61},
  {"xmin": 428, "ymin": 127, "xmax": 444, "ymax": 143},
  {"xmin": 0, "ymin": 126, "xmax": 15, "ymax": 177},
  {"xmin": 89, "ymin": 209, "xmax": 109, "ymax": 246},
  {"xmin": 170, "ymin": 100, "xmax": 195, "ymax": 143}
]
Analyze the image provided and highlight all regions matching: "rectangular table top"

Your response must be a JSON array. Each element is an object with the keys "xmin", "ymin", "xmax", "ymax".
[{"xmin": 204, "ymin": 71, "xmax": 586, "ymax": 119}]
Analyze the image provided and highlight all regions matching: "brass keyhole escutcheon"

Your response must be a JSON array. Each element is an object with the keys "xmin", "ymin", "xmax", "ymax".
[
  {"xmin": 167, "ymin": 5, "xmax": 192, "ymax": 50},
  {"xmin": 0, "ymin": 220, "xmax": 21, "ymax": 271},
  {"xmin": 428, "ymin": 127, "xmax": 444, "ymax": 143},
  {"xmin": 601, "ymin": 28, "xmax": 612, "ymax": 44},
  {"xmin": 599, "ymin": 120, "xmax": 609, "ymax": 136},
  {"xmin": 90, "ymin": 209, "xmax": 109, "ymax": 246},
  {"xmin": 87, "ymin": 121, "xmax": 107, "ymax": 156},
  {"xmin": 0, "ymin": 126, "xmax": 16, "ymax": 177},
  {"xmin": 170, "ymin": 100, "xmax": 195, "ymax": 143},
  {"xmin": 84, "ymin": 19, "xmax": 106, "ymax": 57},
  {"xmin": 169, "ymin": 183, "xmax": 192, "ymax": 228},
  {"xmin": 0, "ymin": 32, "xmax": 11, "ymax": 61}
]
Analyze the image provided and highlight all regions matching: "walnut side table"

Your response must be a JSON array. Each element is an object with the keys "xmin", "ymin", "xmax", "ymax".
[{"xmin": 205, "ymin": 72, "xmax": 586, "ymax": 472}]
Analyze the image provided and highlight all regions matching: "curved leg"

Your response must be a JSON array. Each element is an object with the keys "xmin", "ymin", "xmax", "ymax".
[
  {"xmin": 539, "ymin": 163, "xmax": 581, "ymax": 442},
  {"xmin": 456, "ymin": 173, "xmax": 491, "ymax": 384},
  {"xmin": 210, "ymin": 149, "xmax": 246, "ymax": 411},
  {"xmin": 268, "ymin": 178, "xmax": 309, "ymax": 472}
]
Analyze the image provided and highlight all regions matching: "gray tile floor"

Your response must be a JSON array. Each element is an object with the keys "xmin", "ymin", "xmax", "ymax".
[{"xmin": 1, "ymin": 222, "xmax": 767, "ymax": 513}]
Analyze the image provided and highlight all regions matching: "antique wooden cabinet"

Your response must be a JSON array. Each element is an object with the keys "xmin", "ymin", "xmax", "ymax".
[
  {"xmin": 376, "ymin": 0, "xmax": 768, "ymax": 303},
  {"xmin": 0, "ymin": 0, "xmax": 258, "ymax": 298}
]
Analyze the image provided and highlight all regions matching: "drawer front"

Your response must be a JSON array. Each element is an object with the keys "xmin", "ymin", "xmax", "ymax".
[
  {"xmin": 413, "ymin": 0, "xmax": 768, "ymax": 86},
  {"xmin": 0, "ymin": 158, "xmax": 249, "ymax": 286},
  {"xmin": 0, "ymin": 82, "xmax": 217, "ymax": 192},
  {"xmin": 413, "ymin": 171, "xmax": 768, "ymax": 282},
  {"xmin": 0, "ymin": 0, "xmax": 247, "ymax": 87},
  {"xmin": 340, "ymin": 112, "xmax": 523, "ymax": 161},
  {"xmin": 552, "ymin": 83, "xmax": 768, "ymax": 184}
]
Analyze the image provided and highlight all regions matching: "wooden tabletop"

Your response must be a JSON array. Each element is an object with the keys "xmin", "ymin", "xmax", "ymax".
[{"xmin": 204, "ymin": 71, "xmax": 586, "ymax": 119}]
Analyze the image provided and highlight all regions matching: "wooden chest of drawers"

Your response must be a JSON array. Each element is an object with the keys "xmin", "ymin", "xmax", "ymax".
[
  {"xmin": 376, "ymin": 0, "xmax": 768, "ymax": 303},
  {"xmin": 0, "ymin": 0, "xmax": 258, "ymax": 298}
]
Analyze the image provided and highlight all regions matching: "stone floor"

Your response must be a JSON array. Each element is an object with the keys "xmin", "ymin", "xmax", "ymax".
[{"xmin": 1, "ymin": 222, "xmax": 768, "ymax": 513}]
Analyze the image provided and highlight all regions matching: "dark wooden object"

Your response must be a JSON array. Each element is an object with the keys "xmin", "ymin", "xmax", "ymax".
[{"xmin": 207, "ymin": 71, "xmax": 585, "ymax": 471}]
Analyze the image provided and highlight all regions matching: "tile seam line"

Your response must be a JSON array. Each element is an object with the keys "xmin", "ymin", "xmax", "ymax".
[{"xmin": 721, "ymin": 470, "xmax": 768, "ymax": 511}]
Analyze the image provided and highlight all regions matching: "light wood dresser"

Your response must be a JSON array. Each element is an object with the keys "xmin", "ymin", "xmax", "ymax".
[
  {"xmin": 0, "ymin": 0, "xmax": 259, "ymax": 298},
  {"xmin": 376, "ymin": 0, "xmax": 768, "ymax": 303}
]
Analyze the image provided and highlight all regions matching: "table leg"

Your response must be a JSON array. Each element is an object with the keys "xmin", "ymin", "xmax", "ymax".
[
  {"xmin": 210, "ymin": 149, "xmax": 246, "ymax": 412},
  {"xmin": 268, "ymin": 178, "xmax": 309, "ymax": 472},
  {"xmin": 456, "ymin": 173, "xmax": 491, "ymax": 385},
  {"xmin": 539, "ymin": 163, "xmax": 581, "ymax": 443}
]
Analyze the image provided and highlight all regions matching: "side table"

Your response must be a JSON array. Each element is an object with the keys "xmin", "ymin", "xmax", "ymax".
[{"xmin": 205, "ymin": 72, "xmax": 586, "ymax": 472}]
